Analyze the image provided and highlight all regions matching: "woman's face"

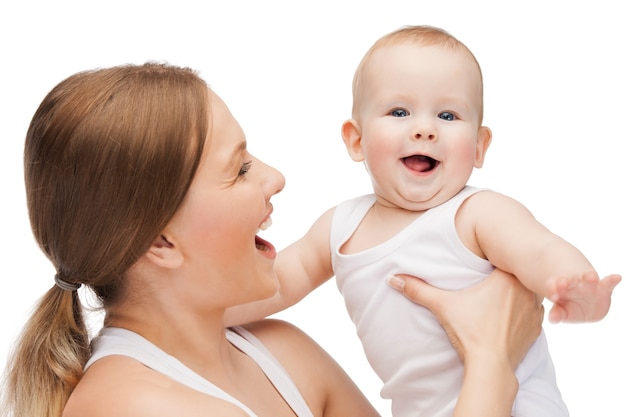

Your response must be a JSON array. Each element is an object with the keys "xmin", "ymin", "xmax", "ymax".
[{"xmin": 163, "ymin": 89, "xmax": 285, "ymax": 309}]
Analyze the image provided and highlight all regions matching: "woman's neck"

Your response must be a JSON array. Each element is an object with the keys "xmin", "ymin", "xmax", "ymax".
[{"xmin": 104, "ymin": 293, "xmax": 241, "ymax": 380}]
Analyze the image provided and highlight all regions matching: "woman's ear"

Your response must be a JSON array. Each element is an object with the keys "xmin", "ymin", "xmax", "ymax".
[
  {"xmin": 145, "ymin": 234, "xmax": 184, "ymax": 269},
  {"xmin": 474, "ymin": 126, "xmax": 492, "ymax": 168},
  {"xmin": 341, "ymin": 119, "xmax": 365, "ymax": 162}
]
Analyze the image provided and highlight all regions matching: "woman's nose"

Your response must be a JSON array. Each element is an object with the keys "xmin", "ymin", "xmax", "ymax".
[{"xmin": 263, "ymin": 161, "xmax": 286, "ymax": 197}]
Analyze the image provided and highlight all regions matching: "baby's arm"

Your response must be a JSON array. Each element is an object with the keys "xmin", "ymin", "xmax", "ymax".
[
  {"xmin": 224, "ymin": 207, "xmax": 336, "ymax": 326},
  {"xmin": 458, "ymin": 191, "xmax": 621, "ymax": 323}
]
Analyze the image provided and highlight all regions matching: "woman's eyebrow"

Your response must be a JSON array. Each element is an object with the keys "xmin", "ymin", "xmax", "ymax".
[
  {"xmin": 223, "ymin": 140, "xmax": 248, "ymax": 174},
  {"xmin": 230, "ymin": 140, "xmax": 247, "ymax": 159}
]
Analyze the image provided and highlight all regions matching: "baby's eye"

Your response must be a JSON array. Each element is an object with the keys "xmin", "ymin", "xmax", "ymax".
[
  {"xmin": 391, "ymin": 108, "xmax": 409, "ymax": 117},
  {"xmin": 238, "ymin": 161, "xmax": 252, "ymax": 177},
  {"xmin": 438, "ymin": 111, "xmax": 456, "ymax": 121}
]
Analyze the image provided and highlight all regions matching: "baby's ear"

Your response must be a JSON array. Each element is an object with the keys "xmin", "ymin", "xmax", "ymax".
[
  {"xmin": 341, "ymin": 119, "xmax": 365, "ymax": 162},
  {"xmin": 145, "ymin": 234, "xmax": 184, "ymax": 269},
  {"xmin": 474, "ymin": 126, "xmax": 492, "ymax": 168}
]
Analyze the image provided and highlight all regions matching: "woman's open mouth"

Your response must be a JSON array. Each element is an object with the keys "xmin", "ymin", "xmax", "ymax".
[
  {"xmin": 255, "ymin": 235, "xmax": 271, "ymax": 251},
  {"xmin": 255, "ymin": 235, "xmax": 276, "ymax": 258},
  {"xmin": 256, "ymin": 216, "xmax": 276, "ymax": 257}
]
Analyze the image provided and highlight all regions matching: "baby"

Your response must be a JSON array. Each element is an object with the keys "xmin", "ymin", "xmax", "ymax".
[{"xmin": 229, "ymin": 25, "xmax": 621, "ymax": 417}]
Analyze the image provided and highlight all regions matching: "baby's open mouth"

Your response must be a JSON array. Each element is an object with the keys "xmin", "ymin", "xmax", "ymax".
[{"xmin": 402, "ymin": 155, "xmax": 439, "ymax": 173}]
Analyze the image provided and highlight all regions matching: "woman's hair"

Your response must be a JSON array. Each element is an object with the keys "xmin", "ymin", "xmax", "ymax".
[
  {"xmin": 351, "ymin": 25, "xmax": 484, "ymax": 121},
  {"xmin": 1, "ymin": 63, "xmax": 209, "ymax": 417}
]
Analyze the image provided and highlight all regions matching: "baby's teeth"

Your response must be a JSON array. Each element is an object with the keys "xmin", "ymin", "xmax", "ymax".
[{"xmin": 258, "ymin": 216, "xmax": 272, "ymax": 232}]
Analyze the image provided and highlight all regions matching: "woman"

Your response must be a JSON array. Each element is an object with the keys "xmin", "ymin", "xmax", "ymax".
[{"xmin": 1, "ymin": 63, "xmax": 542, "ymax": 417}]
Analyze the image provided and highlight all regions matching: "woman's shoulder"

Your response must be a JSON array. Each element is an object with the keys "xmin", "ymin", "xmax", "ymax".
[
  {"xmin": 63, "ymin": 355, "xmax": 248, "ymax": 417},
  {"xmin": 243, "ymin": 319, "xmax": 380, "ymax": 417},
  {"xmin": 242, "ymin": 319, "xmax": 321, "ymax": 354},
  {"xmin": 243, "ymin": 319, "xmax": 330, "ymax": 412}
]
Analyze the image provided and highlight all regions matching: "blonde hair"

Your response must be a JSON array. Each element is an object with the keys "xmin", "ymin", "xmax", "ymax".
[
  {"xmin": 1, "ymin": 63, "xmax": 209, "ymax": 417},
  {"xmin": 351, "ymin": 25, "xmax": 484, "ymax": 121}
]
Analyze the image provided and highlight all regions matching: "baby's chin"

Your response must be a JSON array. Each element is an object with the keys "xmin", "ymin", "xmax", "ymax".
[{"xmin": 381, "ymin": 190, "xmax": 458, "ymax": 212}]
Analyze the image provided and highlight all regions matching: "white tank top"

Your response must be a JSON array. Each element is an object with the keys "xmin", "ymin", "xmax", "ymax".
[
  {"xmin": 331, "ymin": 186, "xmax": 569, "ymax": 417},
  {"xmin": 85, "ymin": 326, "xmax": 314, "ymax": 417}
]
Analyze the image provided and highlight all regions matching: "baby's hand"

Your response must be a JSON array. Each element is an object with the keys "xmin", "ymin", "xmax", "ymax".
[{"xmin": 546, "ymin": 271, "xmax": 621, "ymax": 323}]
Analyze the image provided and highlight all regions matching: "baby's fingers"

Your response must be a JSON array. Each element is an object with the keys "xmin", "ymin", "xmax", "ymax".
[
  {"xmin": 599, "ymin": 273, "xmax": 622, "ymax": 292},
  {"xmin": 548, "ymin": 303, "xmax": 567, "ymax": 323},
  {"xmin": 581, "ymin": 270, "xmax": 600, "ymax": 284},
  {"xmin": 547, "ymin": 276, "xmax": 578, "ymax": 303}
]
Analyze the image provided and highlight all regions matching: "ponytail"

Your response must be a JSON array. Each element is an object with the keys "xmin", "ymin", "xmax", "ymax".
[{"xmin": 1, "ymin": 286, "xmax": 89, "ymax": 417}]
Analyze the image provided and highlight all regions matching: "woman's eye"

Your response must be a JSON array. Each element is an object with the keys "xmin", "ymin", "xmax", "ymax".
[
  {"xmin": 438, "ymin": 111, "xmax": 455, "ymax": 121},
  {"xmin": 238, "ymin": 161, "xmax": 252, "ymax": 176},
  {"xmin": 391, "ymin": 108, "xmax": 409, "ymax": 117}
]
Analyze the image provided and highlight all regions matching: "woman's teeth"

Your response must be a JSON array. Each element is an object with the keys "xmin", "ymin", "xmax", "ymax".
[{"xmin": 257, "ymin": 216, "xmax": 272, "ymax": 232}]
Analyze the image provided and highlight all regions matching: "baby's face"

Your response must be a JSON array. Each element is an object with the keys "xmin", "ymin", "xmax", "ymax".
[{"xmin": 349, "ymin": 43, "xmax": 490, "ymax": 212}]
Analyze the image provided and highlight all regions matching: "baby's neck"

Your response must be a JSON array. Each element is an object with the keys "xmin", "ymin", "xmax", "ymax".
[{"xmin": 340, "ymin": 200, "xmax": 425, "ymax": 255}]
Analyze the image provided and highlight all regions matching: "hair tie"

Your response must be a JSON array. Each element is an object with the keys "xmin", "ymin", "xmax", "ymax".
[{"xmin": 54, "ymin": 273, "xmax": 81, "ymax": 291}]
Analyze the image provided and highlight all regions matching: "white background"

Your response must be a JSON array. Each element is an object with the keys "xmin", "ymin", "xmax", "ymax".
[{"xmin": 1, "ymin": 1, "xmax": 624, "ymax": 416}]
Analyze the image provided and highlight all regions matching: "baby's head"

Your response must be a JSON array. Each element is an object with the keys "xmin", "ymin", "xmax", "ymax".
[
  {"xmin": 343, "ymin": 25, "xmax": 491, "ymax": 212},
  {"xmin": 351, "ymin": 25, "xmax": 484, "ymax": 122}
]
